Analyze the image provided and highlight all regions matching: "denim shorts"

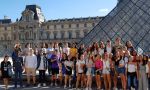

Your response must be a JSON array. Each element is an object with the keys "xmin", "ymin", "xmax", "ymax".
[{"xmin": 116, "ymin": 66, "xmax": 125, "ymax": 74}]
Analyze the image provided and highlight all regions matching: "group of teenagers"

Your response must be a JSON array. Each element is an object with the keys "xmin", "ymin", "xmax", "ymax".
[{"xmin": 0, "ymin": 37, "xmax": 150, "ymax": 90}]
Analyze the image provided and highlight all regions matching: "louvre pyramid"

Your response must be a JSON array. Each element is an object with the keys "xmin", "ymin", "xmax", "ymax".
[{"xmin": 78, "ymin": 0, "xmax": 150, "ymax": 53}]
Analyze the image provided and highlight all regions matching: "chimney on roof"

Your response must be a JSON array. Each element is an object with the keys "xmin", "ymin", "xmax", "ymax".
[{"xmin": 4, "ymin": 15, "xmax": 9, "ymax": 19}]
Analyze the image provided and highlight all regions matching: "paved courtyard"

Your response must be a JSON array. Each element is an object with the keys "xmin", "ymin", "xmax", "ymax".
[{"xmin": 0, "ymin": 85, "xmax": 70, "ymax": 90}]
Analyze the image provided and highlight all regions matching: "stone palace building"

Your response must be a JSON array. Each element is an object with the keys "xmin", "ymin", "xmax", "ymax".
[{"xmin": 0, "ymin": 5, "xmax": 103, "ymax": 56}]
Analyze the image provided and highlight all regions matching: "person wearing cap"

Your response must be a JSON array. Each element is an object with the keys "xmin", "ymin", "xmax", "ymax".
[{"xmin": 37, "ymin": 49, "xmax": 48, "ymax": 87}]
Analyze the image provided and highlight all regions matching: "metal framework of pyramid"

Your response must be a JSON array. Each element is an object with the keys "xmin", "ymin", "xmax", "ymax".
[{"xmin": 78, "ymin": 0, "xmax": 150, "ymax": 53}]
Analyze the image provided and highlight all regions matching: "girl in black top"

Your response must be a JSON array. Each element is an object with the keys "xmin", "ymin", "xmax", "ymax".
[{"xmin": 0, "ymin": 55, "xmax": 12, "ymax": 90}]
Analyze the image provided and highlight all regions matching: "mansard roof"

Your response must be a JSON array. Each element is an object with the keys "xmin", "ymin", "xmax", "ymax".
[{"xmin": 0, "ymin": 19, "xmax": 12, "ymax": 24}]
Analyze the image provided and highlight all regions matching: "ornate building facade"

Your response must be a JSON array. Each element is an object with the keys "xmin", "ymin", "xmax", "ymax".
[{"xmin": 0, "ymin": 5, "xmax": 103, "ymax": 56}]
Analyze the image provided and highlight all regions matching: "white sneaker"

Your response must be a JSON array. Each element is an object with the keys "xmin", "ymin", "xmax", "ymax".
[
  {"xmin": 85, "ymin": 87, "xmax": 88, "ymax": 90},
  {"xmin": 113, "ymin": 88, "xmax": 118, "ymax": 90},
  {"xmin": 55, "ymin": 83, "xmax": 57, "ymax": 86},
  {"xmin": 43, "ymin": 83, "xmax": 46, "ymax": 87},
  {"xmin": 50, "ymin": 83, "xmax": 53, "ymax": 86},
  {"xmin": 64, "ymin": 85, "xmax": 67, "ymax": 89},
  {"xmin": 69, "ymin": 84, "xmax": 71, "ymax": 88},
  {"xmin": 38, "ymin": 83, "xmax": 41, "ymax": 87}
]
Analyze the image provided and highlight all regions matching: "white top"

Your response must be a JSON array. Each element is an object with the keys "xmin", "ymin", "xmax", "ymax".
[
  {"xmin": 146, "ymin": 64, "xmax": 149, "ymax": 73},
  {"xmin": 38, "ymin": 56, "xmax": 44, "ymax": 70},
  {"xmin": 47, "ymin": 48, "xmax": 54, "ymax": 52},
  {"xmin": 64, "ymin": 61, "xmax": 73, "ymax": 67},
  {"xmin": 63, "ymin": 47, "xmax": 70, "ymax": 55},
  {"xmin": 103, "ymin": 60, "xmax": 110, "ymax": 70},
  {"xmin": 119, "ymin": 58, "xmax": 125, "ymax": 65},
  {"xmin": 86, "ymin": 59, "xmax": 93, "ymax": 68},
  {"xmin": 94, "ymin": 49, "xmax": 97, "ymax": 55},
  {"xmin": 42, "ymin": 48, "xmax": 47, "ymax": 53},
  {"xmin": 25, "ymin": 54, "xmax": 37, "ymax": 69},
  {"xmin": 124, "ymin": 57, "xmax": 129, "ymax": 68},
  {"xmin": 106, "ymin": 46, "xmax": 112, "ymax": 54},
  {"xmin": 76, "ymin": 60, "xmax": 85, "ymax": 73},
  {"xmin": 127, "ymin": 64, "xmax": 137, "ymax": 73},
  {"xmin": 99, "ymin": 49, "xmax": 104, "ymax": 56}
]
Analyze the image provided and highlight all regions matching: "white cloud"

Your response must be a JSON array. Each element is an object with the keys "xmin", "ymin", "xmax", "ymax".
[{"xmin": 98, "ymin": 8, "xmax": 109, "ymax": 13}]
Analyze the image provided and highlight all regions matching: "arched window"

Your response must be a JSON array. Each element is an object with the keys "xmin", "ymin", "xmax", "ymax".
[
  {"xmin": 68, "ymin": 31, "xmax": 72, "ymax": 39},
  {"xmin": 1, "ymin": 37, "xmax": 3, "ymax": 40},
  {"xmin": 84, "ymin": 23, "xmax": 87, "ymax": 27},
  {"xmin": 7, "ymin": 37, "xmax": 10, "ymax": 40},
  {"xmin": 19, "ymin": 33, "xmax": 22, "ymax": 40},
  {"xmin": 4, "ymin": 33, "xmax": 8, "ymax": 40},
  {"xmin": 61, "ymin": 25, "xmax": 64, "ymax": 29},
  {"xmin": 14, "ymin": 34, "xmax": 16, "ymax": 40},
  {"xmin": 25, "ymin": 32, "xmax": 29, "ymax": 40},
  {"xmin": 34, "ymin": 33, "xmax": 36, "ymax": 39}
]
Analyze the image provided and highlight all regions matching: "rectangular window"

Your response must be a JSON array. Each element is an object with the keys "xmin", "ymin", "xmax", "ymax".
[
  {"xmin": 76, "ymin": 24, "xmax": 79, "ymax": 28},
  {"xmin": 54, "ymin": 25, "xmax": 56, "ymax": 29},
  {"xmin": 84, "ymin": 23, "xmax": 87, "ymax": 27},
  {"xmin": 61, "ymin": 25, "xmax": 64, "ymax": 29},
  {"xmin": 69, "ymin": 24, "xmax": 71, "ymax": 28}
]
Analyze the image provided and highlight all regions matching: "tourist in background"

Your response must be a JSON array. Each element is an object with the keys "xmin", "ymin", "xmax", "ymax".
[{"xmin": 0, "ymin": 55, "xmax": 12, "ymax": 90}]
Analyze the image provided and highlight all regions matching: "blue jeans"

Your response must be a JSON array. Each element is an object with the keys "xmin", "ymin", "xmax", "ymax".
[
  {"xmin": 127, "ymin": 73, "xmax": 137, "ymax": 90},
  {"xmin": 14, "ymin": 70, "xmax": 23, "ymax": 87}
]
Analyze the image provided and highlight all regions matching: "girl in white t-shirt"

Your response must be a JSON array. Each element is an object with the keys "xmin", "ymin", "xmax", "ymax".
[
  {"xmin": 76, "ymin": 54, "xmax": 85, "ymax": 89},
  {"xmin": 126, "ymin": 56, "xmax": 138, "ymax": 90},
  {"xmin": 63, "ymin": 43, "xmax": 70, "ymax": 56}
]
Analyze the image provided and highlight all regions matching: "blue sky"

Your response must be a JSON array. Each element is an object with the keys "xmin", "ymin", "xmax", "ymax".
[{"xmin": 0, "ymin": 0, "xmax": 117, "ymax": 21}]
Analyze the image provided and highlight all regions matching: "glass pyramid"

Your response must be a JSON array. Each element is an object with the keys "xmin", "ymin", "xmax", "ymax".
[{"xmin": 78, "ymin": 0, "xmax": 150, "ymax": 53}]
